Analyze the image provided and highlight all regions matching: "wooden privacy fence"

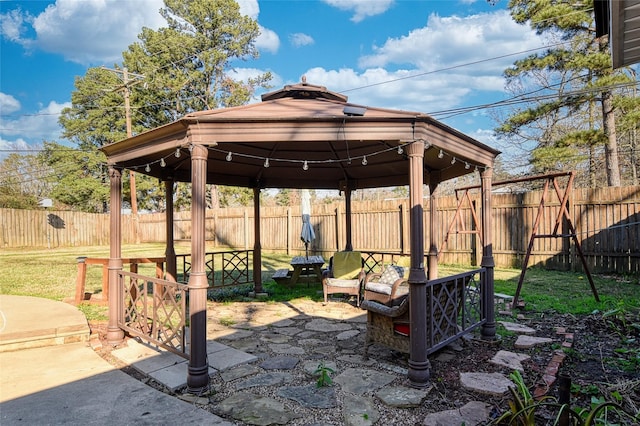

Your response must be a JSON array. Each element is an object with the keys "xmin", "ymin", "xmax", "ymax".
[{"xmin": 1, "ymin": 185, "xmax": 638, "ymax": 274}]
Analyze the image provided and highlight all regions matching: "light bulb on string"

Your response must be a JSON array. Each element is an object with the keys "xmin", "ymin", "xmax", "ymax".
[
  {"xmin": 302, "ymin": 160, "xmax": 309, "ymax": 171},
  {"xmin": 145, "ymin": 164, "xmax": 151, "ymax": 172},
  {"xmin": 438, "ymin": 149, "xmax": 444, "ymax": 159},
  {"xmin": 226, "ymin": 152, "xmax": 232, "ymax": 162},
  {"xmin": 451, "ymin": 157, "xmax": 456, "ymax": 165},
  {"xmin": 362, "ymin": 156, "xmax": 368, "ymax": 166},
  {"xmin": 465, "ymin": 162, "xmax": 470, "ymax": 170},
  {"xmin": 264, "ymin": 158, "xmax": 270, "ymax": 168},
  {"xmin": 160, "ymin": 158, "xmax": 166, "ymax": 167},
  {"xmin": 474, "ymin": 165, "xmax": 479, "ymax": 172},
  {"xmin": 175, "ymin": 148, "xmax": 181, "ymax": 158},
  {"xmin": 397, "ymin": 145, "xmax": 403, "ymax": 155}
]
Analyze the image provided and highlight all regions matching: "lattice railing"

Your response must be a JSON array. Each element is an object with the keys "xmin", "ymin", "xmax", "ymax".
[
  {"xmin": 360, "ymin": 251, "xmax": 421, "ymax": 274},
  {"xmin": 426, "ymin": 268, "xmax": 485, "ymax": 354},
  {"xmin": 177, "ymin": 250, "xmax": 251, "ymax": 287},
  {"xmin": 118, "ymin": 270, "xmax": 189, "ymax": 358}
]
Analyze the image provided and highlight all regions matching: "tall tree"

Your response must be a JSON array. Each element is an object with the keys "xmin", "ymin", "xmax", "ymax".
[
  {"xmin": 40, "ymin": 142, "xmax": 109, "ymax": 213},
  {"xmin": 0, "ymin": 152, "xmax": 52, "ymax": 209},
  {"xmin": 496, "ymin": 0, "xmax": 639, "ymax": 187},
  {"xmin": 58, "ymin": 0, "xmax": 272, "ymax": 210}
]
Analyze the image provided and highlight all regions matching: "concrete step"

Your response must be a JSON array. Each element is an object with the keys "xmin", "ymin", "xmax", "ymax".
[{"xmin": 0, "ymin": 295, "xmax": 90, "ymax": 353}]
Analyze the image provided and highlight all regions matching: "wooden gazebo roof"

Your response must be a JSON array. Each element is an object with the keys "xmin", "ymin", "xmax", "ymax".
[{"xmin": 102, "ymin": 81, "xmax": 500, "ymax": 188}]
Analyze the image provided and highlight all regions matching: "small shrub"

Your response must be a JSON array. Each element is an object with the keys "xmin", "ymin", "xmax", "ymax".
[{"xmin": 314, "ymin": 362, "xmax": 334, "ymax": 388}]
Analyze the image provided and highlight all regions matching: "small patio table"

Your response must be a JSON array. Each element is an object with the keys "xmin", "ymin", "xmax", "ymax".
[{"xmin": 289, "ymin": 255, "xmax": 325, "ymax": 286}]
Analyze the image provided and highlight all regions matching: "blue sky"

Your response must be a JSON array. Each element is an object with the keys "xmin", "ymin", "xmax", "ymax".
[{"xmin": 1, "ymin": 0, "xmax": 548, "ymax": 161}]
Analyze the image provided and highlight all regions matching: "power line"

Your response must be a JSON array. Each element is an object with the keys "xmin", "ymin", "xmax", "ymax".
[{"xmin": 340, "ymin": 41, "xmax": 570, "ymax": 94}]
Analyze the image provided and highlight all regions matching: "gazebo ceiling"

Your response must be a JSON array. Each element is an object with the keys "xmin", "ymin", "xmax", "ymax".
[{"xmin": 101, "ymin": 81, "xmax": 500, "ymax": 190}]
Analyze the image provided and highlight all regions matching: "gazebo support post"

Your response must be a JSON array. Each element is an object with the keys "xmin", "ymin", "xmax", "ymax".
[
  {"xmin": 106, "ymin": 166, "xmax": 124, "ymax": 345},
  {"xmin": 428, "ymin": 172, "xmax": 441, "ymax": 280},
  {"xmin": 480, "ymin": 168, "xmax": 496, "ymax": 340},
  {"xmin": 253, "ymin": 187, "xmax": 263, "ymax": 293},
  {"xmin": 344, "ymin": 187, "xmax": 353, "ymax": 251},
  {"xmin": 164, "ymin": 180, "xmax": 177, "ymax": 282},
  {"xmin": 187, "ymin": 144, "xmax": 210, "ymax": 393},
  {"xmin": 406, "ymin": 141, "xmax": 430, "ymax": 388}
]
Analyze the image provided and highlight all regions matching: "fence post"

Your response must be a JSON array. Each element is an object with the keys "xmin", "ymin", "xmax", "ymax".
[
  {"xmin": 244, "ymin": 209, "xmax": 249, "ymax": 250},
  {"xmin": 335, "ymin": 206, "xmax": 342, "ymax": 251},
  {"xmin": 74, "ymin": 257, "xmax": 87, "ymax": 305},
  {"xmin": 287, "ymin": 207, "xmax": 292, "ymax": 255}
]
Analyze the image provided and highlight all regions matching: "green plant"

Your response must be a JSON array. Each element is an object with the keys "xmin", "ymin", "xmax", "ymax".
[
  {"xmin": 571, "ymin": 383, "xmax": 600, "ymax": 397},
  {"xmin": 314, "ymin": 362, "xmax": 334, "ymax": 388},
  {"xmin": 494, "ymin": 371, "xmax": 638, "ymax": 426},
  {"xmin": 218, "ymin": 316, "xmax": 236, "ymax": 326},
  {"xmin": 572, "ymin": 395, "xmax": 637, "ymax": 426},
  {"xmin": 494, "ymin": 370, "xmax": 550, "ymax": 425}
]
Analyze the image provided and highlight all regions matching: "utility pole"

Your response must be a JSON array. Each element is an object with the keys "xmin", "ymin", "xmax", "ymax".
[{"xmin": 102, "ymin": 67, "xmax": 145, "ymax": 242}]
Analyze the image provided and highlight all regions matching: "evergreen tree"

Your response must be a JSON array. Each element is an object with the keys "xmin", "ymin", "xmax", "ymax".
[
  {"xmin": 496, "ymin": 0, "xmax": 640, "ymax": 187},
  {"xmin": 57, "ymin": 0, "xmax": 272, "ymax": 211}
]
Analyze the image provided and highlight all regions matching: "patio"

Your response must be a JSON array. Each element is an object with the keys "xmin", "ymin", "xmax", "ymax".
[{"xmin": 100, "ymin": 296, "xmax": 574, "ymax": 425}]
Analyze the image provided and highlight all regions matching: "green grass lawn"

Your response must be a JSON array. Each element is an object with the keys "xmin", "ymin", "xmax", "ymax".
[{"xmin": 1, "ymin": 243, "xmax": 638, "ymax": 320}]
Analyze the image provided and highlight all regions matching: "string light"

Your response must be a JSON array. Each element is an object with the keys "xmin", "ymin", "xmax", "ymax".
[{"xmin": 118, "ymin": 140, "xmax": 488, "ymax": 175}]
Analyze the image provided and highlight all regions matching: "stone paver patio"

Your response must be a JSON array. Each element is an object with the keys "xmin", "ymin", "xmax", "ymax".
[{"xmin": 109, "ymin": 297, "xmax": 563, "ymax": 425}]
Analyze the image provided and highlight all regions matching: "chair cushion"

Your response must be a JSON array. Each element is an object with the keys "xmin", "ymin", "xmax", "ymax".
[
  {"xmin": 326, "ymin": 278, "xmax": 360, "ymax": 288},
  {"xmin": 378, "ymin": 265, "xmax": 404, "ymax": 285},
  {"xmin": 332, "ymin": 251, "xmax": 362, "ymax": 279},
  {"xmin": 365, "ymin": 282, "xmax": 392, "ymax": 295},
  {"xmin": 396, "ymin": 257, "xmax": 411, "ymax": 278}
]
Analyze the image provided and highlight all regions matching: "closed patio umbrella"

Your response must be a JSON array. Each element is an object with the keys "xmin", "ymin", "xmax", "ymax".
[{"xmin": 300, "ymin": 189, "xmax": 315, "ymax": 259}]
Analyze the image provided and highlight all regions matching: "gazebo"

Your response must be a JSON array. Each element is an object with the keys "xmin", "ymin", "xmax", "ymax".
[{"xmin": 101, "ymin": 80, "xmax": 500, "ymax": 391}]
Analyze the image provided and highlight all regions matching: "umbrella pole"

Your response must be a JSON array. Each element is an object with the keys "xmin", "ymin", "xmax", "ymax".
[{"xmin": 305, "ymin": 242, "xmax": 310, "ymax": 285}]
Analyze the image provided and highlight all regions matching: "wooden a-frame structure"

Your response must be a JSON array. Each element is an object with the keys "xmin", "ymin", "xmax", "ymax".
[{"xmin": 439, "ymin": 171, "xmax": 600, "ymax": 308}]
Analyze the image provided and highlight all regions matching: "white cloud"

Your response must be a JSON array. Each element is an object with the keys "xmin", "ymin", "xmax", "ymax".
[
  {"xmin": 3, "ymin": 0, "xmax": 281, "ymax": 63},
  {"xmin": 296, "ymin": 10, "xmax": 543, "ymax": 140},
  {"xmin": 0, "ymin": 93, "xmax": 21, "ymax": 115},
  {"xmin": 0, "ymin": 137, "xmax": 33, "ymax": 161},
  {"xmin": 237, "ymin": 0, "xmax": 260, "ymax": 19},
  {"xmin": 304, "ymin": 67, "xmax": 473, "ymax": 113},
  {"xmin": 0, "ymin": 100, "xmax": 70, "ymax": 144},
  {"xmin": 0, "ymin": 7, "xmax": 32, "ymax": 43},
  {"xmin": 289, "ymin": 33, "xmax": 314, "ymax": 48},
  {"xmin": 296, "ymin": 10, "xmax": 542, "ymax": 115},
  {"xmin": 236, "ymin": 0, "xmax": 279, "ymax": 54},
  {"xmin": 1, "ymin": 0, "xmax": 165, "ymax": 65},
  {"xmin": 359, "ymin": 11, "xmax": 541, "ymax": 74},
  {"xmin": 257, "ymin": 25, "xmax": 280, "ymax": 54},
  {"xmin": 322, "ymin": 0, "xmax": 395, "ymax": 23},
  {"xmin": 29, "ymin": 0, "xmax": 165, "ymax": 64}
]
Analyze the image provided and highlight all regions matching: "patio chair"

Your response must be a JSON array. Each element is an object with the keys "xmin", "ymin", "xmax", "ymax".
[
  {"xmin": 362, "ymin": 272, "xmax": 471, "ymax": 358},
  {"xmin": 322, "ymin": 251, "xmax": 365, "ymax": 307},
  {"xmin": 362, "ymin": 264, "xmax": 408, "ymax": 306}
]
